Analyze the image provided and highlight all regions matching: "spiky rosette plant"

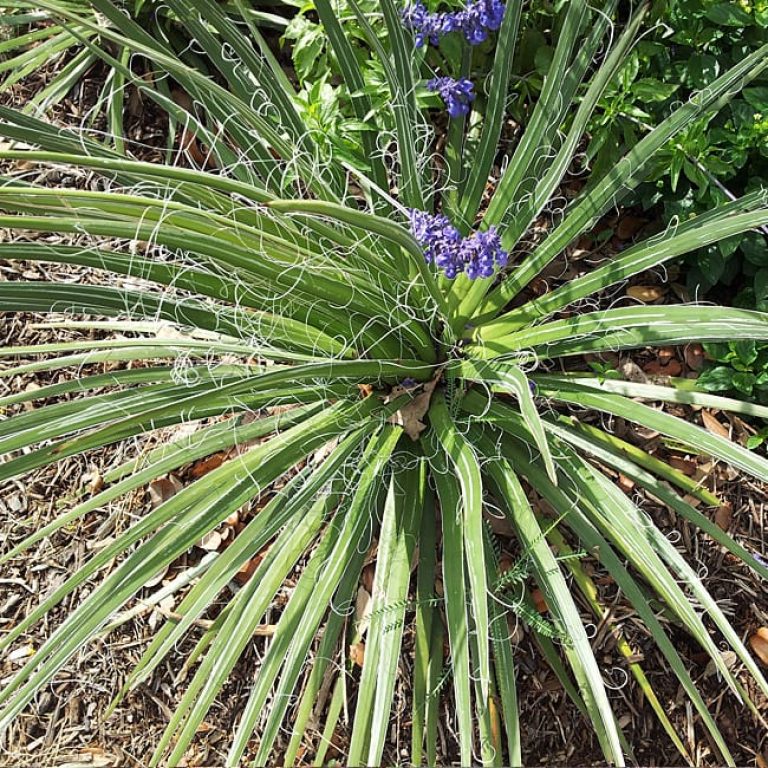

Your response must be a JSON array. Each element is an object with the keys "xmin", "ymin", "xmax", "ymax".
[{"xmin": 1, "ymin": 0, "xmax": 768, "ymax": 764}]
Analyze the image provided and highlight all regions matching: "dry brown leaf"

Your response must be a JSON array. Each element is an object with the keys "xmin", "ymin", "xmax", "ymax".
[
  {"xmin": 149, "ymin": 594, "xmax": 176, "ymax": 631},
  {"xmin": 715, "ymin": 503, "xmax": 733, "ymax": 532},
  {"xmin": 349, "ymin": 642, "xmax": 365, "ymax": 668},
  {"xmin": 617, "ymin": 474, "xmax": 635, "ymax": 493},
  {"xmin": 642, "ymin": 359, "xmax": 665, "ymax": 376},
  {"xmin": 616, "ymin": 215, "xmax": 646, "ymax": 240},
  {"xmin": 189, "ymin": 452, "xmax": 226, "ymax": 478},
  {"xmin": 618, "ymin": 360, "xmax": 648, "ymax": 383},
  {"xmin": 531, "ymin": 588, "xmax": 548, "ymax": 614},
  {"xmin": 669, "ymin": 457, "xmax": 697, "ymax": 476},
  {"xmin": 626, "ymin": 285, "xmax": 665, "ymax": 302},
  {"xmin": 85, "ymin": 467, "xmax": 104, "ymax": 494},
  {"xmin": 701, "ymin": 410, "xmax": 730, "ymax": 440},
  {"xmin": 234, "ymin": 555, "xmax": 263, "ymax": 585},
  {"xmin": 355, "ymin": 586, "xmax": 373, "ymax": 636},
  {"xmin": 359, "ymin": 563, "xmax": 376, "ymax": 596},
  {"xmin": 756, "ymin": 753, "xmax": 768, "ymax": 768},
  {"xmin": 643, "ymin": 358, "xmax": 682, "ymax": 377},
  {"xmin": 62, "ymin": 746, "xmax": 114, "ymax": 767},
  {"xmin": 148, "ymin": 475, "xmax": 183, "ymax": 507},
  {"xmin": 704, "ymin": 650, "xmax": 737, "ymax": 678},
  {"xmin": 484, "ymin": 509, "xmax": 514, "ymax": 537},
  {"xmin": 387, "ymin": 376, "xmax": 439, "ymax": 441},
  {"xmin": 684, "ymin": 343, "xmax": 705, "ymax": 371},
  {"xmin": 265, "ymin": 404, "xmax": 295, "ymax": 416},
  {"xmin": 197, "ymin": 530, "xmax": 222, "ymax": 551},
  {"xmin": 488, "ymin": 695, "xmax": 502, "ymax": 754},
  {"xmin": 144, "ymin": 566, "xmax": 169, "ymax": 588},
  {"xmin": 749, "ymin": 627, "xmax": 768, "ymax": 666}
]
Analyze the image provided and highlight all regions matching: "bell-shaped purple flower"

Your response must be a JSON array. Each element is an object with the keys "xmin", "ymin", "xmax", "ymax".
[
  {"xmin": 407, "ymin": 210, "xmax": 509, "ymax": 280},
  {"xmin": 402, "ymin": 0, "xmax": 506, "ymax": 47},
  {"xmin": 427, "ymin": 76, "xmax": 476, "ymax": 118},
  {"xmin": 462, "ymin": 227, "xmax": 508, "ymax": 279}
]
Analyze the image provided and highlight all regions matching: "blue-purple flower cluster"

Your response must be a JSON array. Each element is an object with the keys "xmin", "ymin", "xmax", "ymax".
[
  {"xmin": 408, "ymin": 209, "xmax": 508, "ymax": 279},
  {"xmin": 427, "ymin": 76, "xmax": 475, "ymax": 117},
  {"xmin": 402, "ymin": 0, "xmax": 505, "ymax": 47}
]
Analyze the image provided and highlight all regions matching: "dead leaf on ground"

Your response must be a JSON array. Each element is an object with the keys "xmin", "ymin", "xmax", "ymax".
[
  {"xmin": 313, "ymin": 436, "xmax": 340, "ymax": 465},
  {"xmin": 704, "ymin": 650, "xmax": 737, "ymax": 678},
  {"xmin": 484, "ymin": 508, "xmax": 514, "ymax": 537},
  {"xmin": 144, "ymin": 566, "xmax": 169, "ymax": 588},
  {"xmin": 234, "ymin": 554, "xmax": 264, "ymax": 585},
  {"xmin": 361, "ymin": 562, "xmax": 376, "ymax": 594},
  {"xmin": 749, "ymin": 627, "xmax": 768, "ymax": 666},
  {"xmin": 61, "ymin": 746, "xmax": 114, "ymax": 767},
  {"xmin": 148, "ymin": 475, "xmax": 183, "ymax": 507},
  {"xmin": 626, "ymin": 285, "xmax": 665, "ymax": 302},
  {"xmin": 197, "ymin": 529, "xmax": 222, "ymax": 551},
  {"xmin": 189, "ymin": 452, "xmax": 226, "ymax": 478},
  {"xmin": 387, "ymin": 376, "xmax": 439, "ymax": 441},
  {"xmin": 350, "ymin": 642, "xmax": 365, "ymax": 668},
  {"xmin": 714, "ymin": 502, "xmax": 733, "ymax": 532},
  {"xmin": 266, "ymin": 404, "xmax": 295, "ymax": 416},
  {"xmin": 618, "ymin": 360, "xmax": 648, "ymax": 383},
  {"xmin": 616, "ymin": 215, "xmax": 646, "ymax": 240},
  {"xmin": 701, "ymin": 410, "xmax": 730, "ymax": 440},
  {"xmin": 149, "ymin": 594, "xmax": 176, "ymax": 631},
  {"xmin": 85, "ymin": 467, "xmax": 104, "ymax": 494},
  {"xmin": 531, "ymin": 588, "xmax": 548, "ymax": 614},
  {"xmin": 669, "ymin": 457, "xmax": 697, "ymax": 476},
  {"xmin": 684, "ymin": 344, "xmax": 705, "ymax": 371},
  {"xmin": 355, "ymin": 586, "xmax": 373, "ymax": 636}
]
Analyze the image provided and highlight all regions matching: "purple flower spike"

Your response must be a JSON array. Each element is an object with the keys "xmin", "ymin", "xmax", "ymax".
[
  {"xmin": 408, "ymin": 209, "xmax": 464, "ymax": 277},
  {"xmin": 401, "ymin": 0, "xmax": 443, "ymax": 46},
  {"xmin": 462, "ymin": 227, "xmax": 508, "ymax": 279},
  {"xmin": 402, "ymin": 0, "xmax": 505, "ymax": 47},
  {"xmin": 407, "ymin": 210, "xmax": 509, "ymax": 280},
  {"xmin": 427, "ymin": 76, "xmax": 476, "ymax": 118}
]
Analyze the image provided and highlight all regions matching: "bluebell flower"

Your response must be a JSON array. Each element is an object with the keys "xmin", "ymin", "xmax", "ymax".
[
  {"xmin": 402, "ymin": 0, "xmax": 505, "ymax": 47},
  {"xmin": 401, "ymin": 0, "xmax": 443, "ymax": 46},
  {"xmin": 408, "ymin": 209, "xmax": 464, "ymax": 277},
  {"xmin": 408, "ymin": 210, "xmax": 508, "ymax": 280},
  {"xmin": 462, "ymin": 227, "xmax": 508, "ymax": 279},
  {"xmin": 427, "ymin": 76, "xmax": 476, "ymax": 118}
]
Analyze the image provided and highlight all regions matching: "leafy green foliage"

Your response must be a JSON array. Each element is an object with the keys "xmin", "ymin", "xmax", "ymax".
[
  {"xmin": 1, "ymin": 1, "xmax": 768, "ymax": 766},
  {"xmin": 698, "ymin": 340, "xmax": 768, "ymax": 404},
  {"xmin": 591, "ymin": 0, "xmax": 768, "ymax": 301}
]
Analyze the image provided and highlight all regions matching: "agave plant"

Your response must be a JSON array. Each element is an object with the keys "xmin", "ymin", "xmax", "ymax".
[{"xmin": 1, "ymin": 0, "xmax": 768, "ymax": 764}]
